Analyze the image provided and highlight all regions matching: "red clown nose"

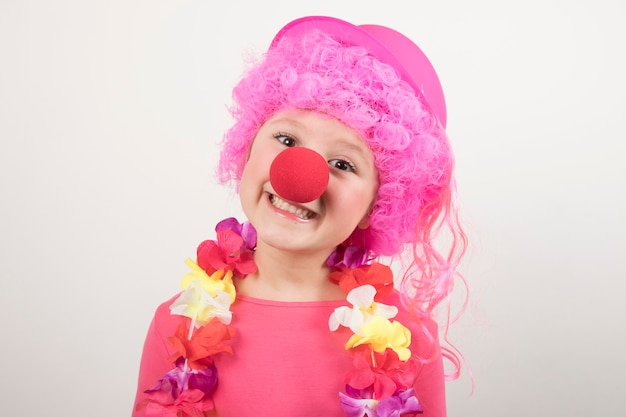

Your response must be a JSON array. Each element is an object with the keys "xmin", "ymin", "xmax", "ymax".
[{"xmin": 269, "ymin": 147, "xmax": 329, "ymax": 203}]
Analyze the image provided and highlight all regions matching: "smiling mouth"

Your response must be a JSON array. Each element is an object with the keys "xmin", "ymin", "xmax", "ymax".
[{"xmin": 269, "ymin": 194, "xmax": 316, "ymax": 220}]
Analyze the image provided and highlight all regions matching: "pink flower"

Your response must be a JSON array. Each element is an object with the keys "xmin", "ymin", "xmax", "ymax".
[
  {"xmin": 196, "ymin": 229, "xmax": 257, "ymax": 278},
  {"xmin": 346, "ymin": 345, "xmax": 419, "ymax": 399},
  {"xmin": 138, "ymin": 388, "xmax": 214, "ymax": 417}
]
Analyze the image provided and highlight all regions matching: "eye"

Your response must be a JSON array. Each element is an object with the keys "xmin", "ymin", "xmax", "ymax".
[
  {"xmin": 329, "ymin": 159, "xmax": 357, "ymax": 173},
  {"xmin": 273, "ymin": 132, "xmax": 297, "ymax": 147}
]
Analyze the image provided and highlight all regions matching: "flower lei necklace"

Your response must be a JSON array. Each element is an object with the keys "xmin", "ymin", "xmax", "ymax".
[{"xmin": 139, "ymin": 218, "xmax": 424, "ymax": 417}]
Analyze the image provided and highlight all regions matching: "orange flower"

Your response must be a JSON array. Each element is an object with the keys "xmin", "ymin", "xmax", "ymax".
[
  {"xmin": 168, "ymin": 317, "xmax": 236, "ymax": 370},
  {"xmin": 329, "ymin": 262, "xmax": 394, "ymax": 301}
]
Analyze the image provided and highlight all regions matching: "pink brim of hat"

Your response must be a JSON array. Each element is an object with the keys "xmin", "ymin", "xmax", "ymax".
[{"xmin": 270, "ymin": 16, "xmax": 447, "ymax": 128}]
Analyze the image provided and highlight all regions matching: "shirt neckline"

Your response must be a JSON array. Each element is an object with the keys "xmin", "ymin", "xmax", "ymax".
[{"xmin": 235, "ymin": 293, "xmax": 348, "ymax": 308}]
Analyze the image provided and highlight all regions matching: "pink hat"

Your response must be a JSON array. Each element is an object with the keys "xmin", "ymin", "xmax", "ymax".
[{"xmin": 271, "ymin": 16, "xmax": 447, "ymax": 128}]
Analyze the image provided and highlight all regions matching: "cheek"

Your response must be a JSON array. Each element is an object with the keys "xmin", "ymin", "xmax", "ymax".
[
  {"xmin": 357, "ymin": 172, "xmax": 379, "ymax": 205},
  {"xmin": 239, "ymin": 149, "xmax": 268, "ymax": 199},
  {"xmin": 328, "ymin": 180, "xmax": 374, "ymax": 217},
  {"xmin": 241, "ymin": 144, "xmax": 273, "ymax": 179}
]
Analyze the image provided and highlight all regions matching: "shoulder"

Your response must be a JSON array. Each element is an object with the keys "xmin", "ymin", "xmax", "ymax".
[{"xmin": 151, "ymin": 293, "xmax": 180, "ymax": 320}]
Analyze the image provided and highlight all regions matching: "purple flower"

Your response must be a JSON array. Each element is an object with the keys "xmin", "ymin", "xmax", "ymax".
[
  {"xmin": 375, "ymin": 389, "xmax": 423, "ymax": 417},
  {"xmin": 216, "ymin": 217, "xmax": 257, "ymax": 251},
  {"xmin": 339, "ymin": 385, "xmax": 379, "ymax": 417},
  {"xmin": 187, "ymin": 367, "xmax": 218, "ymax": 395},
  {"xmin": 145, "ymin": 357, "xmax": 218, "ymax": 400},
  {"xmin": 339, "ymin": 386, "xmax": 423, "ymax": 417},
  {"xmin": 327, "ymin": 244, "xmax": 372, "ymax": 269}
]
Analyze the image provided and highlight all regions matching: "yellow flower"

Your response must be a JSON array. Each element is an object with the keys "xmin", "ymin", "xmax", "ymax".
[
  {"xmin": 345, "ymin": 316, "xmax": 412, "ymax": 361},
  {"xmin": 180, "ymin": 258, "xmax": 236, "ymax": 302},
  {"xmin": 169, "ymin": 259, "xmax": 237, "ymax": 326}
]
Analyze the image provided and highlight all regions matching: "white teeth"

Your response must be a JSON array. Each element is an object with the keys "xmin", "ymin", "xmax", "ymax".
[{"xmin": 270, "ymin": 195, "xmax": 315, "ymax": 219}]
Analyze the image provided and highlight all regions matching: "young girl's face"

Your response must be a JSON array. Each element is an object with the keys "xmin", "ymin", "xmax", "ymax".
[{"xmin": 239, "ymin": 110, "xmax": 379, "ymax": 257}]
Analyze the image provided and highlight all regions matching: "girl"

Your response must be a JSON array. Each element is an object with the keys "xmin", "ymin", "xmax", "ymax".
[{"xmin": 133, "ymin": 16, "xmax": 466, "ymax": 417}]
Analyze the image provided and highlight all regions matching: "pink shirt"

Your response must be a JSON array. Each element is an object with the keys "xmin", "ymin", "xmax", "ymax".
[{"xmin": 133, "ymin": 292, "xmax": 446, "ymax": 417}]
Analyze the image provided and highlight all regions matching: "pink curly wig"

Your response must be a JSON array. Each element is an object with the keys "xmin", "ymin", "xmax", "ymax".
[{"xmin": 218, "ymin": 28, "xmax": 456, "ymax": 259}]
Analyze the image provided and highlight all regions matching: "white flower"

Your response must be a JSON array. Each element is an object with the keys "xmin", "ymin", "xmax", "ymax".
[
  {"xmin": 170, "ymin": 279, "xmax": 234, "ymax": 326},
  {"xmin": 328, "ymin": 285, "xmax": 398, "ymax": 335}
]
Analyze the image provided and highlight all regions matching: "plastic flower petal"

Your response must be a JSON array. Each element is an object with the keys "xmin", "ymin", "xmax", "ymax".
[
  {"xmin": 139, "ymin": 357, "xmax": 217, "ymax": 417},
  {"xmin": 329, "ymin": 262, "xmax": 394, "ymax": 300},
  {"xmin": 170, "ymin": 280, "xmax": 233, "ymax": 326},
  {"xmin": 345, "ymin": 316, "xmax": 412, "ymax": 361},
  {"xmin": 197, "ymin": 230, "xmax": 257, "ymax": 278},
  {"xmin": 339, "ymin": 385, "xmax": 378, "ymax": 417},
  {"xmin": 180, "ymin": 259, "xmax": 236, "ymax": 302},
  {"xmin": 216, "ymin": 217, "xmax": 257, "ymax": 251},
  {"xmin": 327, "ymin": 243, "xmax": 372, "ymax": 269},
  {"xmin": 375, "ymin": 388, "xmax": 423, "ymax": 417},
  {"xmin": 329, "ymin": 285, "xmax": 398, "ymax": 334},
  {"xmin": 168, "ymin": 317, "xmax": 236, "ymax": 370},
  {"xmin": 375, "ymin": 350, "xmax": 419, "ymax": 390},
  {"xmin": 346, "ymin": 345, "xmax": 394, "ymax": 399},
  {"xmin": 201, "ymin": 289, "xmax": 234, "ymax": 325},
  {"xmin": 347, "ymin": 345, "xmax": 419, "ymax": 399},
  {"xmin": 145, "ymin": 357, "xmax": 218, "ymax": 399},
  {"xmin": 138, "ymin": 388, "xmax": 214, "ymax": 417},
  {"xmin": 170, "ymin": 280, "xmax": 211, "ymax": 324}
]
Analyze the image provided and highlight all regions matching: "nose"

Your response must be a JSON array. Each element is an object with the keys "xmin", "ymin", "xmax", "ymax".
[{"xmin": 269, "ymin": 147, "xmax": 329, "ymax": 203}]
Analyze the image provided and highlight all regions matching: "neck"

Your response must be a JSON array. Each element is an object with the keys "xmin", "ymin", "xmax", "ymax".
[{"xmin": 235, "ymin": 241, "xmax": 345, "ymax": 302}]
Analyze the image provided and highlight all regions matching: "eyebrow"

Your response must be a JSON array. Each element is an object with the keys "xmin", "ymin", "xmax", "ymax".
[
  {"xmin": 264, "ymin": 116, "xmax": 304, "ymax": 130},
  {"xmin": 266, "ymin": 116, "xmax": 372, "ymax": 160}
]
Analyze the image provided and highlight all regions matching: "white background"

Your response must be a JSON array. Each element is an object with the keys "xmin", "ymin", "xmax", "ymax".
[{"xmin": 1, "ymin": 0, "xmax": 625, "ymax": 416}]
